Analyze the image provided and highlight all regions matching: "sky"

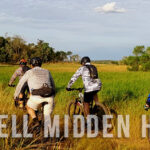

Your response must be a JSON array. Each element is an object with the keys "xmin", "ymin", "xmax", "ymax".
[{"xmin": 0, "ymin": 0, "xmax": 150, "ymax": 60}]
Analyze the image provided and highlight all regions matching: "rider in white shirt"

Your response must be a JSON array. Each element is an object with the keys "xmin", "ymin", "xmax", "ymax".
[
  {"xmin": 67, "ymin": 56, "xmax": 102, "ymax": 116},
  {"xmin": 14, "ymin": 57, "xmax": 55, "ymax": 126}
]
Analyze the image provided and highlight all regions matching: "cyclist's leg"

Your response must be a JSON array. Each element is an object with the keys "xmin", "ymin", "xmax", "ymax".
[
  {"xmin": 26, "ymin": 105, "xmax": 37, "ymax": 119},
  {"xmin": 93, "ymin": 93, "xmax": 99, "ymax": 105},
  {"xmin": 92, "ymin": 90, "xmax": 99, "ymax": 104},
  {"xmin": 84, "ymin": 102, "xmax": 90, "ymax": 117},
  {"xmin": 26, "ymin": 96, "xmax": 42, "ymax": 120},
  {"xmin": 20, "ymin": 82, "xmax": 28, "ymax": 95},
  {"xmin": 14, "ymin": 94, "xmax": 23, "ymax": 108},
  {"xmin": 43, "ymin": 96, "xmax": 54, "ymax": 123},
  {"xmin": 20, "ymin": 82, "xmax": 29, "ymax": 107},
  {"xmin": 84, "ymin": 91, "xmax": 99, "ymax": 116},
  {"xmin": 84, "ymin": 92, "xmax": 93, "ymax": 117},
  {"xmin": 26, "ymin": 105, "xmax": 40, "ymax": 131}
]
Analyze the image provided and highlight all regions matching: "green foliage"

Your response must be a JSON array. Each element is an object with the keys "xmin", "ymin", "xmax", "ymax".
[
  {"xmin": 0, "ymin": 64, "xmax": 149, "ymax": 149},
  {"xmin": 70, "ymin": 54, "xmax": 80, "ymax": 62},
  {"xmin": 146, "ymin": 47, "xmax": 150, "ymax": 55},
  {"xmin": 133, "ymin": 45, "xmax": 145, "ymax": 56},
  {"xmin": 1, "ymin": 65, "xmax": 150, "ymax": 105},
  {"xmin": 111, "ymin": 61, "xmax": 119, "ymax": 65},
  {"xmin": 127, "ymin": 64, "xmax": 139, "ymax": 71},
  {"xmin": 126, "ymin": 56, "xmax": 139, "ymax": 71},
  {"xmin": 141, "ymin": 62, "xmax": 150, "ymax": 71},
  {"xmin": 0, "ymin": 47, "xmax": 8, "ymax": 62},
  {"xmin": 140, "ymin": 53, "xmax": 150, "ymax": 64},
  {"xmin": 92, "ymin": 60, "xmax": 113, "ymax": 64},
  {"xmin": 0, "ymin": 37, "xmax": 6, "ymax": 47},
  {"xmin": 0, "ymin": 35, "xmax": 74, "ymax": 63},
  {"xmin": 122, "ymin": 45, "xmax": 150, "ymax": 71}
]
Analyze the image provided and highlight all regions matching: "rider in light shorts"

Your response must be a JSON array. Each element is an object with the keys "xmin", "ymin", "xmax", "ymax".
[{"xmin": 14, "ymin": 57, "xmax": 56, "ymax": 126}]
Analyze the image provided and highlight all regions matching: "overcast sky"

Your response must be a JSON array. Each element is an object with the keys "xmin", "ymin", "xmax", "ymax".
[{"xmin": 0, "ymin": 0, "xmax": 150, "ymax": 60}]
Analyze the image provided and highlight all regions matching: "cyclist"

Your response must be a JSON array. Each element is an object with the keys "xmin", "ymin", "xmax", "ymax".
[
  {"xmin": 8, "ymin": 59, "xmax": 30, "ymax": 86},
  {"xmin": 14, "ymin": 57, "xmax": 56, "ymax": 127},
  {"xmin": 66, "ymin": 56, "xmax": 102, "ymax": 116},
  {"xmin": 9, "ymin": 59, "xmax": 30, "ymax": 108},
  {"xmin": 144, "ymin": 94, "xmax": 150, "ymax": 110}
]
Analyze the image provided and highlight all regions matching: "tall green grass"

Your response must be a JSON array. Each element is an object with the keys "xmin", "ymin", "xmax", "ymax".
[{"xmin": 0, "ymin": 64, "xmax": 150, "ymax": 149}]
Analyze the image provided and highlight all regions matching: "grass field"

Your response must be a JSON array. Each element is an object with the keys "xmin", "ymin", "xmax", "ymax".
[{"xmin": 0, "ymin": 63, "xmax": 150, "ymax": 149}]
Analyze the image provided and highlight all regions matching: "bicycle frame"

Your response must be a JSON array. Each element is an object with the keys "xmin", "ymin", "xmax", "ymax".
[{"xmin": 68, "ymin": 88, "xmax": 95, "ymax": 115}]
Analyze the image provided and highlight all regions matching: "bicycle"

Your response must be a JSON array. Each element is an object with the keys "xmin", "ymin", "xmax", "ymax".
[
  {"xmin": 144, "ymin": 105, "xmax": 150, "ymax": 111},
  {"xmin": 8, "ymin": 84, "xmax": 28, "ymax": 110},
  {"xmin": 9, "ymin": 84, "xmax": 45, "ymax": 137},
  {"xmin": 67, "ymin": 88, "xmax": 117, "ymax": 132}
]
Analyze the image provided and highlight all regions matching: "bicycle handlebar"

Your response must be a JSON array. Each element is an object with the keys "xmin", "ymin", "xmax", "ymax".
[
  {"xmin": 67, "ymin": 88, "xmax": 84, "ymax": 92},
  {"xmin": 8, "ymin": 84, "xmax": 15, "ymax": 87}
]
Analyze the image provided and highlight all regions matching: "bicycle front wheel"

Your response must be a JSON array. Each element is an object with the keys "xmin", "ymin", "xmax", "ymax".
[{"xmin": 68, "ymin": 100, "xmax": 83, "ymax": 123}]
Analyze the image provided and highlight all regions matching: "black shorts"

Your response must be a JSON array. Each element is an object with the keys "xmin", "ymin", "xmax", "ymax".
[{"xmin": 84, "ymin": 90, "xmax": 99, "ymax": 103}]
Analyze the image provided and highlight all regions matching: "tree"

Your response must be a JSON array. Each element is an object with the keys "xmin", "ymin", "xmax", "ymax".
[
  {"xmin": 70, "ymin": 55, "xmax": 80, "ymax": 62},
  {"xmin": 9, "ymin": 35, "xmax": 26, "ymax": 62},
  {"xmin": 122, "ymin": 45, "xmax": 150, "ymax": 71},
  {"xmin": 54, "ymin": 51, "xmax": 68, "ymax": 62},
  {"xmin": 30, "ymin": 40, "xmax": 55, "ymax": 62},
  {"xmin": 133, "ymin": 46, "xmax": 145, "ymax": 56},
  {"xmin": 140, "ymin": 53, "xmax": 150, "ymax": 64},
  {"xmin": 0, "ymin": 37, "xmax": 6, "ymax": 48},
  {"xmin": 120, "ymin": 56, "xmax": 128, "ymax": 65},
  {"xmin": 66, "ymin": 51, "xmax": 72, "ymax": 61},
  {"xmin": 141, "ymin": 62, "xmax": 150, "ymax": 71},
  {"xmin": 0, "ymin": 35, "xmax": 75, "ymax": 63},
  {"xmin": 126, "ymin": 56, "xmax": 139, "ymax": 71},
  {"xmin": 146, "ymin": 47, "xmax": 150, "ymax": 55},
  {"xmin": 0, "ymin": 47, "xmax": 8, "ymax": 62}
]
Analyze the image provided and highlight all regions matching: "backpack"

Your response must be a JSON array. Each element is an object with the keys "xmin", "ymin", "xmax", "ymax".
[{"xmin": 85, "ymin": 65, "xmax": 98, "ymax": 79}]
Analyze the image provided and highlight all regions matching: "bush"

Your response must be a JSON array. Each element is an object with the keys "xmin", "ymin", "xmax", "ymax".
[
  {"xmin": 141, "ymin": 62, "xmax": 150, "ymax": 71},
  {"xmin": 111, "ymin": 61, "xmax": 119, "ymax": 65},
  {"xmin": 127, "ymin": 64, "xmax": 139, "ymax": 71}
]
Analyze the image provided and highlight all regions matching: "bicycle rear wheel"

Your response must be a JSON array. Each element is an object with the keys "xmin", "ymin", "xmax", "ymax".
[
  {"xmin": 92, "ymin": 102, "xmax": 109, "ymax": 131},
  {"xmin": 107, "ymin": 108, "xmax": 118, "ymax": 132},
  {"xmin": 92, "ymin": 103, "xmax": 118, "ymax": 132},
  {"xmin": 68, "ymin": 100, "xmax": 83, "ymax": 123}
]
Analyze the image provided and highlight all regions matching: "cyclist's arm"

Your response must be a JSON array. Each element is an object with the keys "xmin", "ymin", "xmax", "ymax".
[
  {"xmin": 9, "ymin": 69, "xmax": 20, "ymax": 85},
  {"xmin": 49, "ymin": 72, "xmax": 56, "ymax": 94},
  {"xmin": 14, "ymin": 71, "xmax": 30, "ymax": 99},
  {"xmin": 67, "ymin": 67, "xmax": 83, "ymax": 88}
]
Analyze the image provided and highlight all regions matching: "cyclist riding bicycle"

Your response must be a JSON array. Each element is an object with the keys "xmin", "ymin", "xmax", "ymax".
[
  {"xmin": 144, "ymin": 94, "xmax": 150, "ymax": 110},
  {"xmin": 8, "ymin": 59, "xmax": 30, "ymax": 86},
  {"xmin": 9, "ymin": 59, "xmax": 31, "ymax": 108},
  {"xmin": 66, "ymin": 56, "xmax": 102, "ymax": 117},
  {"xmin": 14, "ymin": 57, "xmax": 56, "ymax": 127}
]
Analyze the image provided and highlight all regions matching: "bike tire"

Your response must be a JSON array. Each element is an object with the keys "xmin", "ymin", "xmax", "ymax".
[
  {"xmin": 68, "ymin": 100, "xmax": 83, "ymax": 123},
  {"xmin": 92, "ymin": 102, "xmax": 109, "ymax": 131},
  {"xmin": 107, "ymin": 108, "xmax": 118, "ymax": 132},
  {"xmin": 93, "ymin": 103, "xmax": 117, "ymax": 132}
]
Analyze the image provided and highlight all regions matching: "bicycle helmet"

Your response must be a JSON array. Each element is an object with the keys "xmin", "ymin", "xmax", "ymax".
[
  {"xmin": 81, "ymin": 56, "xmax": 91, "ymax": 65},
  {"xmin": 30, "ymin": 57, "xmax": 42, "ymax": 67},
  {"xmin": 19, "ymin": 59, "xmax": 27, "ymax": 65}
]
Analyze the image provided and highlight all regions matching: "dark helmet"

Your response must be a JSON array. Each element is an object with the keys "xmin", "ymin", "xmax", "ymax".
[
  {"xmin": 81, "ymin": 56, "xmax": 91, "ymax": 65},
  {"xmin": 30, "ymin": 57, "xmax": 42, "ymax": 67},
  {"xmin": 20, "ymin": 59, "xmax": 27, "ymax": 65}
]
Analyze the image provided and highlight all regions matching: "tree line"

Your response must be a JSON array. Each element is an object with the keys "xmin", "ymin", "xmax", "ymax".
[
  {"xmin": 121, "ymin": 46, "xmax": 150, "ymax": 71},
  {"xmin": 0, "ymin": 35, "xmax": 80, "ymax": 63}
]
